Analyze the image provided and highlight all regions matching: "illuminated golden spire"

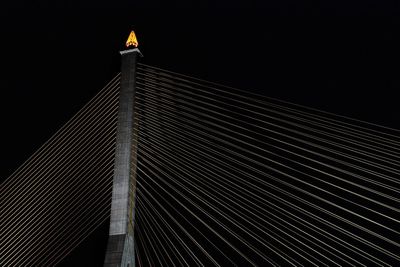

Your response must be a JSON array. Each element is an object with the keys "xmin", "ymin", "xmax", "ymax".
[{"xmin": 126, "ymin": 30, "xmax": 138, "ymax": 48}]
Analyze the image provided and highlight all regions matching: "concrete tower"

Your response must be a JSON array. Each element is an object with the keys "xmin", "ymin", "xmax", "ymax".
[{"xmin": 104, "ymin": 31, "xmax": 142, "ymax": 267}]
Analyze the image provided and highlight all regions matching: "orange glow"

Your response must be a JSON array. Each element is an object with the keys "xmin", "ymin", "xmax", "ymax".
[{"xmin": 126, "ymin": 31, "xmax": 138, "ymax": 48}]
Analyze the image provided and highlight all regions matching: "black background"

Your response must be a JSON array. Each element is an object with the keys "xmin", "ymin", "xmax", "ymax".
[{"xmin": 1, "ymin": 1, "xmax": 400, "ymax": 265}]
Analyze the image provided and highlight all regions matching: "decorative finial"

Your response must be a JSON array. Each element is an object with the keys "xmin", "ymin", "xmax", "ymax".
[{"xmin": 126, "ymin": 30, "xmax": 138, "ymax": 48}]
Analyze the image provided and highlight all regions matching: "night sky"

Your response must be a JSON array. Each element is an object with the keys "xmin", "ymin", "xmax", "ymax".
[{"xmin": 1, "ymin": 1, "xmax": 400, "ymax": 265}]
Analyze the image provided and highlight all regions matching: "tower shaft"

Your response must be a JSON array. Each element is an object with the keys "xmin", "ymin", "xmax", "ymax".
[{"xmin": 104, "ymin": 48, "xmax": 141, "ymax": 267}]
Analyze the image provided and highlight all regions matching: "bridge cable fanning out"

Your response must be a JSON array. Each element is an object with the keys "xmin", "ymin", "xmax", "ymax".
[{"xmin": 1, "ymin": 64, "xmax": 400, "ymax": 266}]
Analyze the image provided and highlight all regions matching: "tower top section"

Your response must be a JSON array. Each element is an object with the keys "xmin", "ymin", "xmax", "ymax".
[{"xmin": 126, "ymin": 30, "xmax": 138, "ymax": 48}]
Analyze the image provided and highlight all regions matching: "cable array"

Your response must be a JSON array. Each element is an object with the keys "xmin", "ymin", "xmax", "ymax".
[
  {"xmin": 0, "ymin": 74, "xmax": 120, "ymax": 266},
  {"xmin": 1, "ymin": 63, "xmax": 400, "ymax": 266},
  {"xmin": 133, "ymin": 63, "xmax": 400, "ymax": 266}
]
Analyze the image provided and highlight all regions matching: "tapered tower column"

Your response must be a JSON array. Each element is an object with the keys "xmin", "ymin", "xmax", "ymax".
[{"xmin": 104, "ymin": 31, "xmax": 142, "ymax": 267}]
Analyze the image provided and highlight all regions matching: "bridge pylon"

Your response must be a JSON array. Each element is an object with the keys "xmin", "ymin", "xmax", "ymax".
[{"xmin": 104, "ymin": 32, "xmax": 142, "ymax": 267}]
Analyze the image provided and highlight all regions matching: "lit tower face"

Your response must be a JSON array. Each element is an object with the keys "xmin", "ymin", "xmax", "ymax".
[
  {"xmin": 104, "ymin": 30, "xmax": 142, "ymax": 267},
  {"xmin": 126, "ymin": 31, "xmax": 139, "ymax": 48}
]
